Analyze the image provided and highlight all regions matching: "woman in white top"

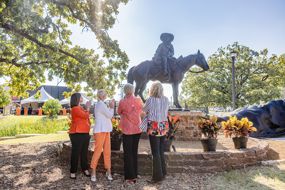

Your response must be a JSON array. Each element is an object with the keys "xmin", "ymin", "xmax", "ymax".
[{"xmin": 90, "ymin": 89, "xmax": 114, "ymax": 182}]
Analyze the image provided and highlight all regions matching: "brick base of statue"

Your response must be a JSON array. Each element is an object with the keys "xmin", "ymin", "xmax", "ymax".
[{"xmin": 60, "ymin": 137, "xmax": 269, "ymax": 174}]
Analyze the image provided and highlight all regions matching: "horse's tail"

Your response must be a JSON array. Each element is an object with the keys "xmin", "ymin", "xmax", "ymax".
[{"xmin": 127, "ymin": 66, "xmax": 135, "ymax": 84}]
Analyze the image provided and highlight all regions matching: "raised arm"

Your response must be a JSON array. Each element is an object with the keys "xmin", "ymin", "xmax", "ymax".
[
  {"xmin": 99, "ymin": 102, "xmax": 114, "ymax": 119},
  {"xmin": 72, "ymin": 107, "xmax": 89, "ymax": 119}
]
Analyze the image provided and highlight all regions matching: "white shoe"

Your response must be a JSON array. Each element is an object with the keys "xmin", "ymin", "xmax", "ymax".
[
  {"xmin": 106, "ymin": 172, "xmax": 113, "ymax": 181},
  {"xmin": 70, "ymin": 173, "xmax": 76, "ymax": 179},
  {"xmin": 91, "ymin": 175, "xmax": 96, "ymax": 182}
]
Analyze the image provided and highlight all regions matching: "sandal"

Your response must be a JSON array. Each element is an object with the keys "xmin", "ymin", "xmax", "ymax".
[
  {"xmin": 91, "ymin": 175, "xmax": 97, "ymax": 182},
  {"xmin": 106, "ymin": 172, "xmax": 113, "ymax": 181},
  {"xmin": 83, "ymin": 170, "xmax": 91, "ymax": 177}
]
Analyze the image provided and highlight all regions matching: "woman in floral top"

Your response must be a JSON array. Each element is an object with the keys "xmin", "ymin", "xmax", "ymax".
[{"xmin": 143, "ymin": 81, "xmax": 169, "ymax": 183}]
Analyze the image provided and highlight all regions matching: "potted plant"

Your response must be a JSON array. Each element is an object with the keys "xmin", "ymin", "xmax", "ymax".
[
  {"xmin": 198, "ymin": 115, "xmax": 221, "ymax": 152},
  {"xmin": 221, "ymin": 116, "xmax": 257, "ymax": 149},
  {"xmin": 165, "ymin": 114, "xmax": 180, "ymax": 152},
  {"xmin": 110, "ymin": 116, "xmax": 122, "ymax": 151}
]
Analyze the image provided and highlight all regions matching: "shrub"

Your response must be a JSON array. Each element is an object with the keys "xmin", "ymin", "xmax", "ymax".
[
  {"xmin": 221, "ymin": 116, "xmax": 257, "ymax": 137},
  {"xmin": 42, "ymin": 99, "xmax": 62, "ymax": 118},
  {"xmin": 111, "ymin": 117, "xmax": 122, "ymax": 140},
  {"xmin": 198, "ymin": 115, "xmax": 221, "ymax": 139},
  {"xmin": 166, "ymin": 114, "xmax": 180, "ymax": 140}
]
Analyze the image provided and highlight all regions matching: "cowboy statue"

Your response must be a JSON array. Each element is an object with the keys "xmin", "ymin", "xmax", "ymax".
[{"xmin": 152, "ymin": 33, "xmax": 175, "ymax": 78}]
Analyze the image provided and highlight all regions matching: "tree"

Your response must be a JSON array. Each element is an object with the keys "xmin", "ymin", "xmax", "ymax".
[
  {"xmin": 181, "ymin": 42, "xmax": 285, "ymax": 108},
  {"xmin": 0, "ymin": 85, "xmax": 11, "ymax": 107},
  {"xmin": 0, "ymin": 0, "xmax": 129, "ymax": 97},
  {"xmin": 42, "ymin": 99, "xmax": 61, "ymax": 118}
]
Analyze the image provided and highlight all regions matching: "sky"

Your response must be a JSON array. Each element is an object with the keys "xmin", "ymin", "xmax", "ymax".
[{"xmin": 55, "ymin": 0, "xmax": 285, "ymax": 99}]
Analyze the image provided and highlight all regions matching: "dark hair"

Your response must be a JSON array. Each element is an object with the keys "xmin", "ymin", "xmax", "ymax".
[{"xmin": 70, "ymin": 93, "xmax": 81, "ymax": 108}]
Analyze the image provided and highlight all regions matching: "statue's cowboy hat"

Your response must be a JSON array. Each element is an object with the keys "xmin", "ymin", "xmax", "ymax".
[{"xmin": 160, "ymin": 33, "xmax": 174, "ymax": 42}]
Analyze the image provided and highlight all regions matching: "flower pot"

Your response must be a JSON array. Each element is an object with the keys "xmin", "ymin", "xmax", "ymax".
[
  {"xmin": 164, "ymin": 139, "xmax": 173, "ymax": 152},
  {"xmin": 111, "ymin": 135, "xmax": 122, "ymax": 151},
  {"xmin": 200, "ymin": 138, "xmax": 217, "ymax": 152},
  {"xmin": 232, "ymin": 136, "xmax": 248, "ymax": 149}
]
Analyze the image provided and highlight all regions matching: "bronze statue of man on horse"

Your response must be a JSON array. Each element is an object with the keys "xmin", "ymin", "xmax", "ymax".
[{"xmin": 127, "ymin": 33, "xmax": 210, "ymax": 108}]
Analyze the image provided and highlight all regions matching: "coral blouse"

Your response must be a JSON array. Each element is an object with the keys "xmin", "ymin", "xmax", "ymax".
[
  {"xmin": 69, "ymin": 106, "xmax": 90, "ymax": 134},
  {"xmin": 118, "ymin": 95, "xmax": 143, "ymax": 135}
]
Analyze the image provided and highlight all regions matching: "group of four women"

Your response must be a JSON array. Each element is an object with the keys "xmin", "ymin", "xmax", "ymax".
[{"xmin": 68, "ymin": 81, "xmax": 169, "ymax": 184}]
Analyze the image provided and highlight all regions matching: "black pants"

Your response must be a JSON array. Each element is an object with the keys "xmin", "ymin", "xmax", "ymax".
[
  {"xmin": 69, "ymin": 133, "xmax": 90, "ymax": 173},
  {"xmin": 149, "ymin": 135, "xmax": 166, "ymax": 181},
  {"xmin": 123, "ymin": 133, "xmax": 141, "ymax": 180}
]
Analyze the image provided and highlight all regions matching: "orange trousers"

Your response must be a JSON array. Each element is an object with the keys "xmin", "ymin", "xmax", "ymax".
[{"xmin": 90, "ymin": 132, "xmax": 111, "ymax": 170}]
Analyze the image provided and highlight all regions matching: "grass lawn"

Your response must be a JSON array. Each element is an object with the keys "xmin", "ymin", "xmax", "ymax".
[
  {"xmin": 0, "ymin": 115, "xmax": 69, "ymax": 137},
  {"xmin": 208, "ymin": 164, "xmax": 285, "ymax": 190}
]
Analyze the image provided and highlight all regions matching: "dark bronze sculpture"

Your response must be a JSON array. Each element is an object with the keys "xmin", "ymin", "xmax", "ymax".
[
  {"xmin": 221, "ymin": 100, "xmax": 285, "ymax": 138},
  {"xmin": 152, "ymin": 33, "xmax": 175, "ymax": 78},
  {"xmin": 127, "ymin": 49, "xmax": 209, "ymax": 108}
]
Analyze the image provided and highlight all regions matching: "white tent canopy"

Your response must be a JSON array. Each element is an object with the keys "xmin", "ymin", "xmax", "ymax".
[
  {"xmin": 21, "ymin": 87, "xmax": 55, "ymax": 104},
  {"xmin": 59, "ymin": 93, "xmax": 91, "ymax": 105}
]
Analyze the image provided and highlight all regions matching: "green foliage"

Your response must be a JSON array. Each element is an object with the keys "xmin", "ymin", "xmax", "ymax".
[
  {"xmin": 182, "ymin": 42, "xmax": 285, "ymax": 108},
  {"xmin": 42, "ymin": 99, "xmax": 62, "ymax": 118},
  {"xmin": 0, "ymin": 0, "xmax": 129, "ymax": 97},
  {"xmin": 0, "ymin": 116, "xmax": 69, "ymax": 137},
  {"xmin": 0, "ymin": 85, "xmax": 11, "ymax": 107}
]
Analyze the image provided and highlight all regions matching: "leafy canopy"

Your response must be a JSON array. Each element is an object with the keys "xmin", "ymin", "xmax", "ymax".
[
  {"xmin": 0, "ymin": 0, "xmax": 129, "ymax": 97},
  {"xmin": 181, "ymin": 42, "xmax": 285, "ymax": 108}
]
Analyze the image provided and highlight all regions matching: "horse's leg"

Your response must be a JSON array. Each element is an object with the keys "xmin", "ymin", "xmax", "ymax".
[
  {"xmin": 138, "ymin": 82, "xmax": 147, "ymax": 102},
  {"xmin": 172, "ymin": 82, "xmax": 181, "ymax": 108},
  {"xmin": 135, "ymin": 81, "xmax": 140, "ymax": 97},
  {"xmin": 134, "ymin": 81, "xmax": 145, "ymax": 102}
]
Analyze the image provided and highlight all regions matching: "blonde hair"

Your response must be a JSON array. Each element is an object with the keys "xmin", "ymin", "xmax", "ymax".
[
  {"xmin": 97, "ymin": 89, "xmax": 106, "ymax": 100},
  {"xmin": 149, "ymin": 81, "xmax": 164, "ymax": 98},
  {"xmin": 123, "ymin": 83, "xmax": 134, "ymax": 95}
]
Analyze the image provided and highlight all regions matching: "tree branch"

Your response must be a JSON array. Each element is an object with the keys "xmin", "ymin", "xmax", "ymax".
[
  {"xmin": 0, "ymin": 22, "xmax": 83, "ymax": 63},
  {"xmin": 0, "ymin": 57, "xmax": 49, "ymax": 67},
  {"xmin": 262, "ymin": 75, "xmax": 269, "ymax": 81}
]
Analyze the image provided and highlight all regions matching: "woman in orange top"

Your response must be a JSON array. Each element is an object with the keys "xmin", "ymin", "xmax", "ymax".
[{"xmin": 69, "ymin": 93, "xmax": 91, "ymax": 179}]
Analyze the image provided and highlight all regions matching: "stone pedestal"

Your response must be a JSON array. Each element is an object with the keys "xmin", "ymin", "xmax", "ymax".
[
  {"xmin": 169, "ymin": 111, "xmax": 205, "ymax": 140},
  {"xmin": 60, "ymin": 138, "xmax": 269, "ymax": 174}
]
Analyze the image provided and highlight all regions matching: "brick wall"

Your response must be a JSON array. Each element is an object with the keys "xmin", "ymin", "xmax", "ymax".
[
  {"xmin": 60, "ymin": 138, "xmax": 269, "ymax": 174},
  {"xmin": 169, "ymin": 111, "xmax": 205, "ymax": 140}
]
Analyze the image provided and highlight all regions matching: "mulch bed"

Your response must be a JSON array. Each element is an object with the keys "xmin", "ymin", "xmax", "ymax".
[
  {"xmin": 0, "ymin": 142, "xmax": 212, "ymax": 190},
  {"xmin": 1, "ymin": 138, "xmax": 284, "ymax": 189}
]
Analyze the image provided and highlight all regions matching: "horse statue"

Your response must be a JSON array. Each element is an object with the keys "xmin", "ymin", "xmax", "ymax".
[{"xmin": 127, "ymin": 50, "xmax": 209, "ymax": 108}]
